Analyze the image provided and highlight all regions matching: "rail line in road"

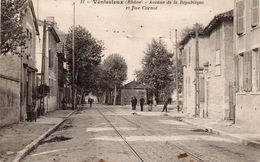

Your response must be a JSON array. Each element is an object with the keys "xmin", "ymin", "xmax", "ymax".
[
  {"xmin": 99, "ymin": 107, "xmax": 208, "ymax": 162},
  {"xmin": 95, "ymin": 107, "xmax": 145, "ymax": 162}
]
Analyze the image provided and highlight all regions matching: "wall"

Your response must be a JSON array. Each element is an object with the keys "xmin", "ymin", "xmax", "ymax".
[
  {"xmin": 0, "ymin": 76, "xmax": 20, "ymax": 127},
  {"xmin": 205, "ymin": 21, "xmax": 234, "ymax": 120},
  {"xmin": 235, "ymin": 0, "xmax": 260, "ymax": 128},
  {"xmin": 121, "ymin": 89, "xmax": 147, "ymax": 105},
  {"xmin": 182, "ymin": 37, "xmax": 209, "ymax": 116}
]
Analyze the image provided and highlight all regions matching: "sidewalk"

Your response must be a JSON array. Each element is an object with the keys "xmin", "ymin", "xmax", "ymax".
[
  {"xmin": 129, "ymin": 104, "xmax": 260, "ymax": 148},
  {"xmin": 168, "ymin": 111, "xmax": 260, "ymax": 148},
  {"xmin": 0, "ymin": 109, "xmax": 73, "ymax": 162}
]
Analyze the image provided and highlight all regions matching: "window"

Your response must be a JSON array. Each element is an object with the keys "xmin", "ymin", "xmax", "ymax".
[
  {"xmin": 182, "ymin": 49, "xmax": 187, "ymax": 66},
  {"xmin": 252, "ymin": 48, "xmax": 260, "ymax": 91},
  {"xmin": 215, "ymin": 50, "xmax": 221, "ymax": 76},
  {"xmin": 216, "ymin": 27, "xmax": 221, "ymax": 50},
  {"xmin": 235, "ymin": 55, "xmax": 240, "ymax": 92},
  {"xmin": 252, "ymin": 0, "xmax": 259, "ymax": 27},
  {"xmin": 242, "ymin": 52, "xmax": 252, "ymax": 92},
  {"xmin": 26, "ymin": 29, "xmax": 32, "ymax": 56},
  {"xmin": 49, "ymin": 50, "xmax": 52, "ymax": 68},
  {"xmin": 236, "ymin": 0, "xmax": 245, "ymax": 35},
  {"xmin": 188, "ymin": 47, "xmax": 191, "ymax": 66}
]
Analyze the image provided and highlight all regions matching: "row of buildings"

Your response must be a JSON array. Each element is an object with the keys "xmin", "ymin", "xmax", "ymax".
[
  {"xmin": 0, "ymin": 0, "xmax": 69, "ymax": 127},
  {"xmin": 180, "ymin": 0, "xmax": 260, "ymax": 129}
]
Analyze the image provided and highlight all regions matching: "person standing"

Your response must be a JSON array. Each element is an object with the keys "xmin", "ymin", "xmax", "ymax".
[
  {"xmin": 162, "ymin": 98, "xmax": 169, "ymax": 112},
  {"xmin": 132, "ymin": 97, "xmax": 137, "ymax": 110},
  {"xmin": 88, "ymin": 98, "xmax": 94, "ymax": 108},
  {"xmin": 147, "ymin": 98, "xmax": 153, "ymax": 111},
  {"xmin": 131, "ymin": 97, "xmax": 135, "ymax": 110},
  {"xmin": 139, "ymin": 97, "xmax": 145, "ymax": 111}
]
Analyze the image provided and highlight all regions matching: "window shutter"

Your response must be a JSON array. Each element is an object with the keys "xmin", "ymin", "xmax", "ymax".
[
  {"xmin": 235, "ymin": 55, "xmax": 240, "ymax": 92},
  {"xmin": 248, "ymin": 51, "xmax": 252, "ymax": 91},
  {"xmin": 182, "ymin": 49, "xmax": 187, "ymax": 66},
  {"xmin": 243, "ymin": 52, "xmax": 248, "ymax": 91},
  {"xmin": 237, "ymin": 0, "xmax": 245, "ymax": 35},
  {"xmin": 252, "ymin": 0, "xmax": 259, "ymax": 27},
  {"xmin": 257, "ymin": 48, "xmax": 260, "ymax": 91},
  {"xmin": 199, "ymin": 77, "xmax": 205, "ymax": 102}
]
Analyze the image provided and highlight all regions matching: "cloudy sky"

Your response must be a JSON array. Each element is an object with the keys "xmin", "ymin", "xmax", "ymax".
[{"xmin": 32, "ymin": 0, "xmax": 233, "ymax": 82}]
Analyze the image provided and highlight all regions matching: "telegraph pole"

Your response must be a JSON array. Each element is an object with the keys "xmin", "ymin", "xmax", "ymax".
[
  {"xmin": 194, "ymin": 23, "xmax": 200, "ymax": 117},
  {"xmin": 175, "ymin": 29, "xmax": 180, "ymax": 112},
  {"xmin": 72, "ymin": 2, "xmax": 76, "ymax": 110},
  {"xmin": 40, "ymin": 20, "xmax": 47, "ymax": 114}
]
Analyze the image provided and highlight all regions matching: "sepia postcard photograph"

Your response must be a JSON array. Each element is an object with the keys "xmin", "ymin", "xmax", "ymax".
[{"xmin": 0, "ymin": 0, "xmax": 260, "ymax": 161}]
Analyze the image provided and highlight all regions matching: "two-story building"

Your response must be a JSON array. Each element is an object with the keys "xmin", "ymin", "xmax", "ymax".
[
  {"xmin": 0, "ymin": 0, "xmax": 39, "ymax": 126},
  {"xmin": 180, "ymin": 33, "xmax": 209, "ymax": 117},
  {"xmin": 203, "ymin": 10, "xmax": 234, "ymax": 121},
  {"xmin": 36, "ymin": 17, "xmax": 60, "ymax": 113},
  {"xmin": 234, "ymin": 0, "xmax": 260, "ymax": 128},
  {"xmin": 180, "ymin": 10, "xmax": 234, "ymax": 121}
]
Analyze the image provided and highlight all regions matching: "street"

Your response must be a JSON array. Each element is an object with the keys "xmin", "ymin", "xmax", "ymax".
[{"xmin": 22, "ymin": 105, "xmax": 260, "ymax": 162}]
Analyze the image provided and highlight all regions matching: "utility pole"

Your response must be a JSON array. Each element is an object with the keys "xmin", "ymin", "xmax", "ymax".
[
  {"xmin": 37, "ymin": 0, "xmax": 39, "ymax": 19},
  {"xmin": 40, "ymin": 20, "xmax": 47, "ymax": 114},
  {"xmin": 72, "ymin": 2, "xmax": 76, "ymax": 110},
  {"xmin": 194, "ymin": 23, "xmax": 200, "ymax": 117},
  {"xmin": 175, "ymin": 29, "xmax": 180, "ymax": 112}
]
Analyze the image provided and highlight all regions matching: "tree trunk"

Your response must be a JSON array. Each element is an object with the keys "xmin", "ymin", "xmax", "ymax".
[{"xmin": 113, "ymin": 85, "xmax": 117, "ymax": 105}]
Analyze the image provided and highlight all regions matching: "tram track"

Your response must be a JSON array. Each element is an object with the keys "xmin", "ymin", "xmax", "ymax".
[{"xmin": 97, "ymin": 107, "xmax": 210, "ymax": 162}]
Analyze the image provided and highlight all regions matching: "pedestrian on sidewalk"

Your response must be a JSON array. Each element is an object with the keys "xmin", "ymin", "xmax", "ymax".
[
  {"xmin": 139, "ymin": 96, "xmax": 145, "ymax": 111},
  {"xmin": 162, "ymin": 98, "xmax": 169, "ymax": 113}
]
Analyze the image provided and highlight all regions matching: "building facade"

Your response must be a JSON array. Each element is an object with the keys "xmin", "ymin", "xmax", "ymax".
[
  {"xmin": 203, "ymin": 10, "xmax": 234, "ymax": 120},
  {"xmin": 120, "ymin": 80, "xmax": 147, "ymax": 105},
  {"xmin": 36, "ymin": 17, "xmax": 60, "ymax": 113},
  {"xmin": 234, "ymin": 0, "xmax": 260, "ymax": 128},
  {"xmin": 180, "ymin": 34, "xmax": 209, "ymax": 117},
  {"xmin": 0, "ymin": 0, "xmax": 39, "ymax": 126}
]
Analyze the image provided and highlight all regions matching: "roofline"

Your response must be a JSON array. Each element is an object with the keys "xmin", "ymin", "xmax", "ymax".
[
  {"xmin": 48, "ymin": 26, "xmax": 61, "ymax": 43},
  {"xmin": 179, "ymin": 32, "xmax": 206, "ymax": 46},
  {"xmin": 38, "ymin": 20, "xmax": 61, "ymax": 43},
  {"xmin": 203, "ymin": 10, "xmax": 233, "ymax": 35},
  {"xmin": 20, "ymin": 0, "xmax": 40, "ymax": 35},
  {"xmin": 179, "ymin": 9, "xmax": 233, "ymax": 47}
]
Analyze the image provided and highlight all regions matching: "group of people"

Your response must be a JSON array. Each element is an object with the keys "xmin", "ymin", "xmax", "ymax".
[{"xmin": 130, "ymin": 96, "xmax": 172, "ymax": 112}]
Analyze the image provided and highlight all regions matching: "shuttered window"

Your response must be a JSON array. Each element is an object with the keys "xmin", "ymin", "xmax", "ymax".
[
  {"xmin": 243, "ymin": 52, "xmax": 252, "ymax": 92},
  {"xmin": 235, "ymin": 55, "xmax": 240, "ymax": 92},
  {"xmin": 199, "ymin": 77, "xmax": 205, "ymax": 102},
  {"xmin": 182, "ymin": 49, "xmax": 187, "ymax": 66},
  {"xmin": 255, "ymin": 48, "xmax": 260, "ymax": 91},
  {"xmin": 216, "ymin": 27, "xmax": 221, "ymax": 50},
  {"xmin": 188, "ymin": 47, "xmax": 191, "ymax": 66},
  {"xmin": 237, "ymin": 0, "xmax": 245, "ymax": 35},
  {"xmin": 252, "ymin": 0, "xmax": 259, "ymax": 27}
]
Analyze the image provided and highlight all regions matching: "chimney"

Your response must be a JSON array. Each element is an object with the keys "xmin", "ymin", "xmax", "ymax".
[{"xmin": 46, "ymin": 16, "xmax": 55, "ymax": 25}]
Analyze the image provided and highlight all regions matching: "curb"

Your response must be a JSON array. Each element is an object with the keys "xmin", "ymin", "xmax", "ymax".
[
  {"xmin": 181, "ymin": 118, "xmax": 260, "ymax": 149},
  {"xmin": 13, "ymin": 110, "xmax": 76, "ymax": 162}
]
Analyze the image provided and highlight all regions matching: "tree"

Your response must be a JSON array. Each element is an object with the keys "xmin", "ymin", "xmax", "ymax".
[
  {"xmin": 180, "ymin": 23, "xmax": 204, "ymax": 40},
  {"xmin": 65, "ymin": 25, "xmax": 104, "ymax": 103},
  {"xmin": 1, "ymin": 0, "xmax": 27, "ymax": 55},
  {"xmin": 102, "ymin": 54, "xmax": 127, "ymax": 105},
  {"xmin": 136, "ymin": 39, "xmax": 174, "ymax": 100}
]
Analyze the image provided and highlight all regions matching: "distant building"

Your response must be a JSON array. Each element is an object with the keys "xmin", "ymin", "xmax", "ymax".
[
  {"xmin": 120, "ymin": 80, "xmax": 147, "ymax": 105},
  {"xmin": 35, "ymin": 17, "xmax": 60, "ymax": 113},
  {"xmin": 234, "ymin": 0, "xmax": 260, "ymax": 128},
  {"xmin": 0, "ymin": 0, "xmax": 39, "ymax": 126}
]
